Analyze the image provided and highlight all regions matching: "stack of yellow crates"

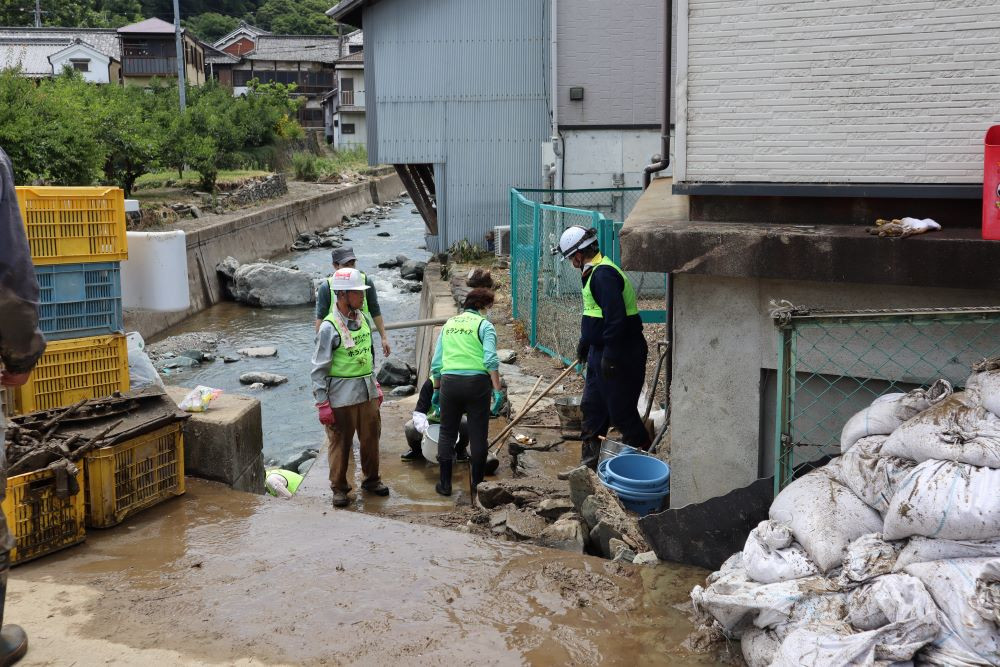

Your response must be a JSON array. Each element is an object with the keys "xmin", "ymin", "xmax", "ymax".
[{"xmin": 4, "ymin": 187, "xmax": 130, "ymax": 563}]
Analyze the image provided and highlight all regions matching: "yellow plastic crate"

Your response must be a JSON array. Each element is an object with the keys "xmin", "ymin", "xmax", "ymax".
[
  {"xmin": 16, "ymin": 186, "xmax": 128, "ymax": 265},
  {"xmin": 11, "ymin": 334, "xmax": 129, "ymax": 415},
  {"xmin": 2, "ymin": 466, "xmax": 86, "ymax": 566},
  {"xmin": 84, "ymin": 422, "xmax": 185, "ymax": 529}
]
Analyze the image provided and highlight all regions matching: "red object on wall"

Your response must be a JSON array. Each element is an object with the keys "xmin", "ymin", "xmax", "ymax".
[{"xmin": 983, "ymin": 126, "xmax": 1000, "ymax": 240}]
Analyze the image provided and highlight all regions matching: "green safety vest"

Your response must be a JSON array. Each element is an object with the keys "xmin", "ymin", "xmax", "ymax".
[
  {"xmin": 441, "ymin": 311, "xmax": 488, "ymax": 374},
  {"xmin": 324, "ymin": 311, "xmax": 374, "ymax": 378},
  {"xmin": 328, "ymin": 271, "xmax": 369, "ymax": 316},
  {"xmin": 582, "ymin": 255, "xmax": 639, "ymax": 318},
  {"xmin": 266, "ymin": 469, "xmax": 303, "ymax": 496}
]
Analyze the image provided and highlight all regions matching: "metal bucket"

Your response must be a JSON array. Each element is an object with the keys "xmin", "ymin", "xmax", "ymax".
[
  {"xmin": 598, "ymin": 437, "xmax": 645, "ymax": 464},
  {"xmin": 554, "ymin": 395, "xmax": 583, "ymax": 439},
  {"xmin": 420, "ymin": 424, "xmax": 440, "ymax": 463}
]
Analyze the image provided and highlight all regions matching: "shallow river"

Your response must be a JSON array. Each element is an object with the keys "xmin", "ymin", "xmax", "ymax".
[{"xmin": 152, "ymin": 203, "xmax": 431, "ymax": 465}]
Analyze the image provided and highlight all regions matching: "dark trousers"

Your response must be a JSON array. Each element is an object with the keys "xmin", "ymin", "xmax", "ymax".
[
  {"xmin": 438, "ymin": 374, "xmax": 491, "ymax": 485},
  {"xmin": 580, "ymin": 339, "xmax": 649, "ymax": 468},
  {"xmin": 405, "ymin": 417, "xmax": 468, "ymax": 456}
]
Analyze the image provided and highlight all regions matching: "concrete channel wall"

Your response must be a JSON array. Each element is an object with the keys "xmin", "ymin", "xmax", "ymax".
[
  {"xmin": 414, "ymin": 260, "xmax": 458, "ymax": 387},
  {"xmin": 126, "ymin": 171, "xmax": 404, "ymax": 340}
]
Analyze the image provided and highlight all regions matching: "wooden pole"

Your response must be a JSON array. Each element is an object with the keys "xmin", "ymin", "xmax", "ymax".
[{"xmin": 489, "ymin": 363, "xmax": 577, "ymax": 451}]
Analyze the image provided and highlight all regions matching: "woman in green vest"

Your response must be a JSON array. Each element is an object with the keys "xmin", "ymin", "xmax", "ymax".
[{"xmin": 429, "ymin": 287, "xmax": 504, "ymax": 496}]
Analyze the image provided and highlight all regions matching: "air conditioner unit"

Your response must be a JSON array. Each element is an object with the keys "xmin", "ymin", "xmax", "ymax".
[{"xmin": 493, "ymin": 225, "xmax": 511, "ymax": 257}]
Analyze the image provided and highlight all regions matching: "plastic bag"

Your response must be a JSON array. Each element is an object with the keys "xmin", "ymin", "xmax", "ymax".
[
  {"xmin": 126, "ymin": 332, "xmax": 164, "ymax": 390},
  {"xmin": 882, "ymin": 392, "xmax": 1000, "ymax": 469},
  {"xmin": 836, "ymin": 436, "xmax": 914, "ymax": 514},
  {"xmin": 742, "ymin": 520, "xmax": 819, "ymax": 584},
  {"xmin": 178, "ymin": 385, "xmax": 222, "ymax": 412},
  {"xmin": 840, "ymin": 380, "xmax": 952, "ymax": 453},
  {"xmin": 769, "ymin": 464, "xmax": 884, "ymax": 572},
  {"xmin": 883, "ymin": 459, "xmax": 1000, "ymax": 541}
]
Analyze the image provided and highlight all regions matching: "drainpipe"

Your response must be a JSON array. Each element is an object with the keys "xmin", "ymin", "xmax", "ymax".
[
  {"xmin": 642, "ymin": 0, "xmax": 672, "ymax": 190},
  {"xmin": 550, "ymin": 0, "xmax": 564, "ymax": 198}
]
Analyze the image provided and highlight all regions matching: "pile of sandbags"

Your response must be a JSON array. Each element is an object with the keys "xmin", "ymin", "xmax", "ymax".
[{"xmin": 691, "ymin": 364, "xmax": 1000, "ymax": 666}]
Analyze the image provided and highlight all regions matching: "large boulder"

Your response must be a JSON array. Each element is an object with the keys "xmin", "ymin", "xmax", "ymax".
[
  {"xmin": 400, "ymin": 260, "xmax": 427, "ymax": 281},
  {"xmin": 216, "ymin": 256, "xmax": 240, "ymax": 280},
  {"xmin": 377, "ymin": 357, "xmax": 414, "ymax": 386},
  {"xmin": 229, "ymin": 263, "xmax": 315, "ymax": 307}
]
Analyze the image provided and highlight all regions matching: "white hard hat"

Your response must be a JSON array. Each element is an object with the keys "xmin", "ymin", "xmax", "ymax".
[
  {"xmin": 330, "ymin": 267, "xmax": 370, "ymax": 291},
  {"xmin": 552, "ymin": 225, "xmax": 597, "ymax": 259}
]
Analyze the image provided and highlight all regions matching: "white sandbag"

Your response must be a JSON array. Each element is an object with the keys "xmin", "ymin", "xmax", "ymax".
[
  {"xmin": 905, "ymin": 558, "xmax": 1000, "ymax": 665},
  {"xmin": 894, "ymin": 536, "xmax": 1000, "ymax": 571},
  {"xmin": 836, "ymin": 436, "xmax": 915, "ymax": 514},
  {"xmin": 770, "ymin": 466, "xmax": 885, "ymax": 572},
  {"xmin": 773, "ymin": 573, "xmax": 940, "ymax": 666},
  {"xmin": 742, "ymin": 520, "xmax": 819, "ymax": 584},
  {"xmin": 883, "ymin": 460, "xmax": 1000, "ymax": 541},
  {"xmin": 838, "ymin": 533, "xmax": 900, "ymax": 586},
  {"xmin": 972, "ymin": 358, "xmax": 1000, "ymax": 418},
  {"xmin": 840, "ymin": 380, "xmax": 952, "ymax": 453},
  {"xmin": 741, "ymin": 627, "xmax": 781, "ymax": 667},
  {"xmin": 973, "ymin": 560, "xmax": 1000, "ymax": 627},
  {"xmin": 690, "ymin": 564, "xmax": 830, "ymax": 637},
  {"xmin": 881, "ymin": 392, "xmax": 1000, "ymax": 469}
]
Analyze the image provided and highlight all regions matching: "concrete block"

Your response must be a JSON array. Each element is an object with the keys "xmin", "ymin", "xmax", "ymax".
[{"xmin": 165, "ymin": 386, "xmax": 265, "ymax": 494}]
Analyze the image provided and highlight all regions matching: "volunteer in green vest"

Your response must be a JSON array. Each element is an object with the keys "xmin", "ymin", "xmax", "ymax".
[
  {"xmin": 429, "ymin": 287, "xmax": 504, "ymax": 496},
  {"xmin": 315, "ymin": 247, "xmax": 391, "ymax": 360},
  {"xmin": 265, "ymin": 468, "xmax": 304, "ymax": 499},
  {"xmin": 553, "ymin": 225, "xmax": 650, "ymax": 470},
  {"xmin": 311, "ymin": 267, "xmax": 389, "ymax": 508}
]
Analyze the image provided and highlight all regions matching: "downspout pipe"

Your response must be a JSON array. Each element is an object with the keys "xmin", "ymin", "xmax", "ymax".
[{"xmin": 642, "ymin": 0, "xmax": 672, "ymax": 190}]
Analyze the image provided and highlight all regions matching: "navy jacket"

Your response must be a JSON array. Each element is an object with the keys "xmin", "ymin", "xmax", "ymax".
[{"xmin": 579, "ymin": 262, "xmax": 644, "ymax": 361}]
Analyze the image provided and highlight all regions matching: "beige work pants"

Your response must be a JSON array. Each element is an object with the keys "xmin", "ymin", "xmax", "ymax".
[{"xmin": 326, "ymin": 398, "xmax": 382, "ymax": 492}]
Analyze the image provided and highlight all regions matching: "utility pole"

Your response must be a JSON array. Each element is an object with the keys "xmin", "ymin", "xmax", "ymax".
[
  {"xmin": 33, "ymin": 0, "xmax": 41, "ymax": 27},
  {"xmin": 172, "ymin": 0, "xmax": 187, "ymax": 111}
]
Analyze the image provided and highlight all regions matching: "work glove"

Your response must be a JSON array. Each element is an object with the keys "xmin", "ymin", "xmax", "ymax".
[
  {"xmin": 576, "ymin": 340, "xmax": 590, "ymax": 364},
  {"xmin": 431, "ymin": 389, "xmax": 441, "ymax": 412},
  {"xmin": 600, "ymin": 356, "xmax": 619, "ymax": 381},
  {"xmin": 376, "ymin": 381, "xmax": 384, "ymax": 406},
  {"xmin": 317, "ymin": 401, "xmax": 335, "ymax": 426},
  {"xmin": 490, "ymin": 389, "xmax": 505, "ymax": 416},
  {"xmin": 412, "ymin": 411, "xmax": 430, "ymax": 435}
]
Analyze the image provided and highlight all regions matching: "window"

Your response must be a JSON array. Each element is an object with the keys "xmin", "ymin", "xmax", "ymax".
[
  {"xmin": 340, "ymin": 77, "xmax": 354, "ymax": 91},
  {"xmin": 233, "ymin": 69, "xmax": 254, "ymax": 86},
  {"xmin": 348, "ymin": 45, "xmax": 362, "ymax": 54},
  {"xmin": 341, "ymin": 123, "xmax": 355, "ymax": 134},
  {"xmin": 70, "ymin": 58, "xmax": 90, "ymax": 72}
]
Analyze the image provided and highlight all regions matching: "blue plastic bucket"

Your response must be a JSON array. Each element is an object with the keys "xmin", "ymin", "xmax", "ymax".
[
  {"xmin": 604, "ymin": 454, "xmax": 670, "ymax": 490},
  {"xmin": 600, "ymin": 479, "xmax": 666, "ymax": 515}
]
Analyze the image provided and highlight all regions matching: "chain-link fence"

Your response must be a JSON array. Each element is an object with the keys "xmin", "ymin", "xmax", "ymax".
[
  {"xmin": 510, "ymin": 188, "xmax": 667, "ymax": 363},
  {"xmin": 772, "ymin": 305, "xmax": 1000, "ymax": 494}
]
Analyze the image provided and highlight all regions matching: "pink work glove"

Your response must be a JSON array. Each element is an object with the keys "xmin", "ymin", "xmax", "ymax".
[
  {"xmin": 376, "ymin": 381, "xmax": 384, "ymax": 407},
  {"xmin": 317, "ymin": 401, "xmax": 335, "ymax": 426}
]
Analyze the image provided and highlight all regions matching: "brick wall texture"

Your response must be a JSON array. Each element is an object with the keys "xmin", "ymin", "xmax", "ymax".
[{"xmin": 685, "ymin": 0, "xmax": 1000, "ymax": 183}]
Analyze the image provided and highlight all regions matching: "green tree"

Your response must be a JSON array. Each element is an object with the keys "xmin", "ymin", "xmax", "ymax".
[
  {"xmin": 94, "ymin": 84, "xmax": 166, "ymax": 196},
  {"xmin": 254, "ymin": 0, "xmax": 337, "ymax": 35},
  {"xmin": 184, "ymin": 12, "xmax": 240, "ymax": 42},
  {"xmin": 0, "ymin": 0, "xmax": 141, "ymax": 28}
]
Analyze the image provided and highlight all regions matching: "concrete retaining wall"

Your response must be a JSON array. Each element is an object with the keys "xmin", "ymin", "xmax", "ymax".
[
  {"xmin": 414, "ymin": 260, "xmax": 457, "ymax": 387},
  {"xmin": 126, "ymin": 171, "xmax": 404, "ymax": 340}
]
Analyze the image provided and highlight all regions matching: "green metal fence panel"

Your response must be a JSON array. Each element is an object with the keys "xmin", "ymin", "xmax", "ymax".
[
  {"xmin": 510, "ymin": 188, "xmax": 668, "ymax": 363},
  {"xmin": 771, "ymin": 305, "xmax": 1000, "ymax": 493}
]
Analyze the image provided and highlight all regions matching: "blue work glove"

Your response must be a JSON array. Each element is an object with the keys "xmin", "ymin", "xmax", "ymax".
[
  {"xmin": 600, "ymin": 355, "xmax": 618, "ymax": 381},
  {"xmin": 490, "ymin": 389, "xmax": 505, "ymax": 416},
  {"xmin": 431, "ymin": 389, "xmax": 440, "ymax": 412}
]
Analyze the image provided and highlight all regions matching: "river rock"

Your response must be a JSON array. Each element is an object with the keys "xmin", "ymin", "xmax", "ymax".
[
  {"xmin": 537, "ymin": 498, "xmax": 574, "ymax": 520},
  {"xmin": 239, "ymin": 372, "xmax": 288, "ymax": 386},
  {"xmin": 378, "ymin": 258, "xmax": 402, "ymax": 268},
  {"xmin": 400, "ymin": 260, "xmax": 426, "ymax": 281},
  {"xmin": 580, "ymin": 495, "xmax": 600, "ymax": 530},
  {"xmin": 633, "ymin": 551, "xmax": 660, "ymax": 566},
  {"xmin": 231, "ymin": 263, "xmax": 315, "ymax": 307},
  {"xmin": 475, "ymin": 481, "xmax": 518, "ymax": 509},
  {"xmin": 610, "ymin": 539, "xmax": 638, "ymax": 563},
  {"xmin": 497, "ymin": 349, "xmax": 517, "ymax": 364},
  {"xmin": 377, "ymin": 357, "xmax": 414, "ymax": 386},
  {"xmin": 538, "ymin": 517, "xmax": 587, "ymax": 553},
  {"xmin": 407, "ymin": 284, "xmax": 422, "ymax": 293},
  {"xmin": 377, "ymin": 232, "xmax": 391, "ymax": 237},
  {"xmin": 590, "ymin": 521, "xmax": 624, "ymax": 559},
  {"xmin": 223, "ymin": 355, "xmax": 240, "ymax": 363},
  {"xmin": 216, "ymin": 256, "xmax": 240, "ymax": 280},
  {"xmin": 389, "ymin": 385, "xmax": 415, "ymax": 397},
  {"xmin": 238, "ymin": 346, "xmax": 278, "ymax": 358},
  {"xmin": 178, "ymin": 349, "xmax": 207, "ymax": 362},
  {"xmin": 248, "ymin": 382, "xmax": 265, "ymax": 391},
  {"xmin": 568, "ymin": 465, "xmax": 597, "ymax": 511},
  {"xmin": 164, "ymin": 356, "xmax": 199, "ymax": 369},
  {"xmin": 505, "ymin": 509, "xmax": 547, "ymax": 540}
]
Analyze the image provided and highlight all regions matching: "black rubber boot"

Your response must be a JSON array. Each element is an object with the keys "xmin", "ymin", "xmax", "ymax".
[
  {"xmin": 435, "ymin": 459, "xmax": 453, "ymax": 496},
  {"xmin": 580, "ymin": 437, "xmax": 600, "ymax": 471},
  {"xmin": 0, "ymin": 551, "xmax": 27, "ymax": 666}
]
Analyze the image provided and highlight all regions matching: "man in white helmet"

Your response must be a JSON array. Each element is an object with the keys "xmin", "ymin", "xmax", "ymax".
[
  {"xmin": 554, "ymin": 225, "xmax": 650, "ymax": 469},
  {"xmin": 311, "ymin": 267, "xmax": 389, "ymax": 507}
]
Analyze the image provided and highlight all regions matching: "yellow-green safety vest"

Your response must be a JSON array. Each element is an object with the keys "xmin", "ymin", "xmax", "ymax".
[
  {"xmin": 266, "ymin": 469, "xmax": 303, "ymax": 495},
  {"xmin": 582, "ymin": 256, "xmax": 639, "ymax": 318},
  {"xmin": 328, "ymin": 271, "xmax": 369, "ymax": 316},
  {"xmin": 441, "ymin": 311, "xmax": 488, "ymax": 374},
  {"xmin": 324, "ymin": 312, "xmax": 374, "ymax": 378}
]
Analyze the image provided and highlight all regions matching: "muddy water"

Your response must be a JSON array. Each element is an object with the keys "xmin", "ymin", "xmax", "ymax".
[{"xmin": 153, "ymin": 204, "xmax": 431, "ymax": 466}]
